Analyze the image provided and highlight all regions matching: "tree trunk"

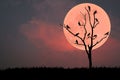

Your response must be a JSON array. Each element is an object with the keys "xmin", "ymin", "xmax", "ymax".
[{"xmin": 88, "ymin": 50, "xmax": 92, "ymax": 69}]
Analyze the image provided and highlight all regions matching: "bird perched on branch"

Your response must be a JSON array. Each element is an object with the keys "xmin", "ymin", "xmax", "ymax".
[
  {"xmin": 65, "ymin": 25, "xmax": 70, "ymax": 29},
  {"xmin": 74, "ymin": 33, "xmax": 79, "ymax": 36},
  {"xmin": 104, "ymin": 32, "xmax": 109, "ymax": 35},
  {"xmin": 93, "ymin": 10, "xmax": 97, "ymax": 15},
  {"xmin": 95, "ymin": 18, "xmax": 98, "ymax": 22},
  {"xmin": 75, "ymin": 40, "xmax": 79, "ymax": 44},
  {"xmin": 87, "ymin": 33, "xmax": 91, "ymax": 38},
  {"xmin": 78, "ymin": 21, "xmax": 81, "ymax": 26},
  {"xmin": 87, "ymin": 33, "xmax": 90, "ymax": 36},
  {"xmin": 88, "ymin": 6, "xmax": 91, "ymax": 11},
  {"xmin": 93, "ymin": 35, "xmax": 97, "ymax": 39}
]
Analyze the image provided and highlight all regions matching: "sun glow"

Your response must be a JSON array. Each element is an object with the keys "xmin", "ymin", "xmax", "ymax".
[{"xmin": 63, "ymin": 3, "xmax": 111, "ymax": 50}]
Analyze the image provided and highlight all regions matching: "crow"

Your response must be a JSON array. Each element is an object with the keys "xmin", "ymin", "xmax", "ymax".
[
  {"xmin": 93, "ymin": 35, "xmax": 97, "ymax": 39},
  {"xmin": 95, "ymin": 18, "xmax": 98, "ymax": 22},
  {"xmin": 88, "ymin": 6, "xmax": 91, "ymax": 11},
  {"xmin": 104, "ymin": 32, "xmax": 109, "ymax": 35},
  {"xmin": 75, "ymin": 40, "xmax": 78, "ymax": 44},
  {"xmin": 78, "ymin": 21, "xmax": 81, "ymax": 26},
  {"xmin": 74, "ymin": 33, "xmax": 79, "ymax": 36},
  {"xmin": 93, "ymin": 35, "xmax": 97, "ymax": 37},
  {"xmin": 87, "ymin": 33, "xmax": 90, "ymax": 36},
  {"xmin": 93, "ymin": 10, "xmax": 97, "ymax": 15},
  {"xmin": 87, "ymin": 33, "xmax": 91, "ymax": 38},
  {"xmin": 66, "ymin": 25, "xmax": 70, "ymax": 29}
]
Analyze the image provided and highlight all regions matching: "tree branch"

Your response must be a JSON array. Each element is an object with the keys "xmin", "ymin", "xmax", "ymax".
[
  {"xmin": 63, "ymin": 25, "xmax": 89, "ymax": 54},
  {"xmin": 85, "ymin": 7, "xmax": 94, "ymax": 48},
  {"xmin": 63, "ymin": 25, "xmax": 83, "ymax": 42},
  {"xmin": 93, "ymin": 13, "xmax": 99, "ymax": 29},
  {"xmin": 92, "ymin": 36, "xmax": 107, "ymax": 47},
  {"xmin": 75, "ymin": 43, "xmax": 84, "ymax": 46},
  {"xmin": 78, "ymin": 11, "xmax": 89, "ymax": 53},
  {"xmin": 85, "ymin": 7, "xmax": 92, "ymax": 28},
  {"xmin": 80, "ymin": 11, "xmax": 87, "ymax": 40},
  {"xmin": 94, "ymin": 21, "xmax": 99, "ymax": 28},
  {"xmin": 93, "ymin": 13, "xmax": 96, "ymax": 28}
]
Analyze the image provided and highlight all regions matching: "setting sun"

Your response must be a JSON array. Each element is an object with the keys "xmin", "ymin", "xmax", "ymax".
[{"xmin": 63, "ymin": 3, "xmax": 111, "ymax": 50}]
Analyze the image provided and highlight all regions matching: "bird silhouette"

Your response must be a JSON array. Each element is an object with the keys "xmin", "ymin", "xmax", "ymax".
[
  {"xmin": 74, "ymin": 33, "xmax": 79, "ymax": 36},
  {"xmin": 75, "ymin": 40, "xmax": 79, "ymax": 44},
  {"xmin": 104, "ymin": 32, "xmax": 109, "ymax": 35},
  {"xmin": 93, "ymin": 10, "xmax": 97, "ymax": 15},
  {"xmin": 87, "ymin": 33, "xmax": 90, "ymax": 36},
  {"xmin": 88, "ymin": 6, "xmax": 91, "ymax": 11},
  {"xmin": 93, "ymin": 35, "xmax": 97, "ymax": 39},
  {"xmin": 66, "ymin": 25, "xmax": 70, "ymax": 29},
  {"xmin": 95, "ymin": 18, "xmax": 98, "ymax": 22},
  {"xmin": 93, "ymin": 35, "xmax": 97, "ymax": 37},
  {"xmin": 78, "ymin": 21, "xmax": 81, "ymax": 26}
]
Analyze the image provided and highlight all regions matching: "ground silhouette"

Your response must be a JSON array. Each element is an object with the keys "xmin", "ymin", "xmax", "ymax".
[{"xmin": 0, "ymin": 67, "xmax": 120, "ymax": 80}]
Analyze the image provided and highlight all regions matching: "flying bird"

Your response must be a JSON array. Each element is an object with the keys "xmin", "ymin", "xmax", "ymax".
[
  {"xmin": 104, "ymin": 32, "xmax": 109, "ymax": 35},
  {"xmin": 74, "ymin": 33, "xmax": 79, "ymax": 36},
  {"xmin": 75, "ymin": 40, "xmax": 79, "ymax": 44},
  {"xmin": 88, "ymin": 6, "xmax": 91, "ymax": 11},
  {"xmin": 93, "ymin": 10, "xmax": 97, "ymax": 15}
]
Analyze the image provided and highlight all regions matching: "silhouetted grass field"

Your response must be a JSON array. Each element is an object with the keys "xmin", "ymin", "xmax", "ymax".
[{"xmin": 0, "ymin": 67, "xmax": 120, "ymax": 80}]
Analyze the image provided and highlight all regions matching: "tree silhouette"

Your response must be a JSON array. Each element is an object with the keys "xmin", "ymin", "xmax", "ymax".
[{"xmin": 63, "ymin": 6, "xmax": 109, "ymax": 69}]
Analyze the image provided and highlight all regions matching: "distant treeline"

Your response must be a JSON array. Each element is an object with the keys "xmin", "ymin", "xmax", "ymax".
[{"xmin": 0, "ymin": 67, "xmax": 120, "ymax": 80}]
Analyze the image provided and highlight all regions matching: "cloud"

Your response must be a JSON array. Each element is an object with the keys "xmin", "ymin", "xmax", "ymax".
[{"xmin": 20, "ymin": 18, "xmax": 76, "ymax": 52}]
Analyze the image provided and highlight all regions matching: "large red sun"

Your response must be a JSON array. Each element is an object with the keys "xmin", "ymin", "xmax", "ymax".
[{"xmin": 63, "ymin": 3, "xmax": 111, "ymax": 50}]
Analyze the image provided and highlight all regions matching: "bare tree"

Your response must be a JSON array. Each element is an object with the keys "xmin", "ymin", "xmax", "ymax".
[{"xmin": 63, "ymin": 6, "xmax": 109, "ymax": 69}]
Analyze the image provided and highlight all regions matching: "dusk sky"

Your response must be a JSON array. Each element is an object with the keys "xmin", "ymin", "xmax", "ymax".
[{"xmin": 0, "ymin": 0, "xmax": 120, "ymax": 69}]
